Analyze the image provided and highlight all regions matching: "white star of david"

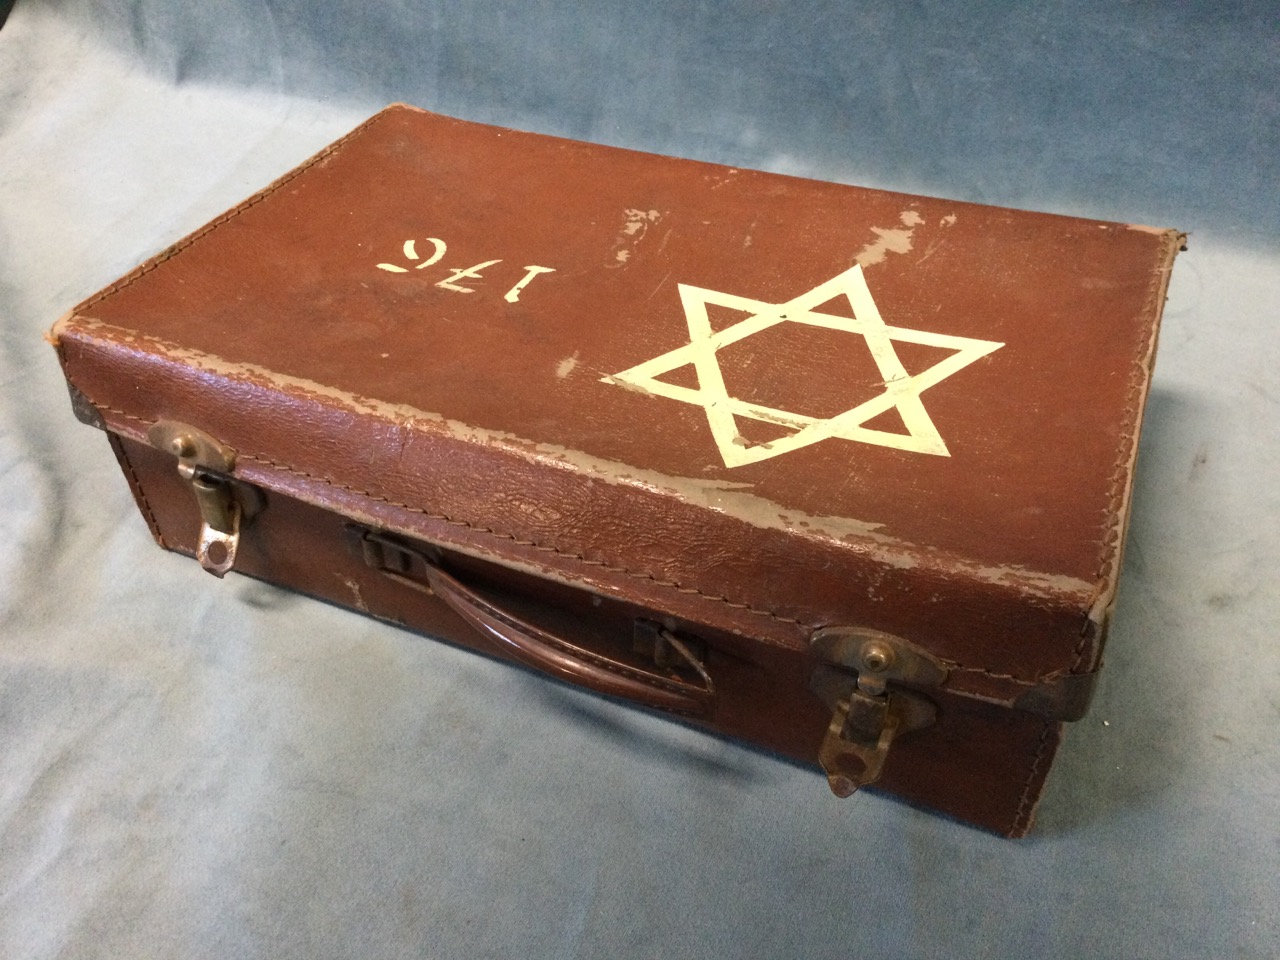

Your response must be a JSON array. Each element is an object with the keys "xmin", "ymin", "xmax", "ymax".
[{"xmin": 601, "ymin": 264, "xmax": 1004, "ymax": 468}]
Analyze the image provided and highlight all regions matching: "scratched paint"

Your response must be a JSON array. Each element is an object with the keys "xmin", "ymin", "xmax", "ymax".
[
  {"xmin": 54, "ymin": 316, "xmax": 1092, "ymax": 604},
  {"xmin": 855, "ymin": 210, "xmax": 924, "ymax": 266},
  {"xmin": 555, "ymin": 353, "xmax": 579, "ymax": 378},
  {"xmin": 602, "ymin": 264, "xmax": 1004, "ymax": 467},
  {"xmin": 607, "ymin": 208, "xmax": 663, "ymax": 269}
]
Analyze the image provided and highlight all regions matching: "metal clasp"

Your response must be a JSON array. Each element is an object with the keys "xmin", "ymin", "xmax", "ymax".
[
  {"xmin": 147, "ymin": 421, "xmax": 244, "ymax": 578},
  {"xmin": 809, "ymin": 627, "xmax": 948, "ymax": 797}
]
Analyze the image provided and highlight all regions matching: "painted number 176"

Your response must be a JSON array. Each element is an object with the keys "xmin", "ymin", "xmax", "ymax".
[{"xmin": 376, "ymin": 237, "xmax": 555, "ymax": 304}]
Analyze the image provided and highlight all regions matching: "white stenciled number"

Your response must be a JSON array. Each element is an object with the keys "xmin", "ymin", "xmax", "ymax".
[
  {"xmin": 504, "ymin": 265, "xmax": 556, "ymax": 303},
  {"xmin": 375, "ymin": 237, "xmax": 556, "ymax": 303},
  {"xmin": 406, "ymin": 238, "xmax": 446, "ymax": 269},
  {"xmin": 435, "ymin": 259, "xmax": 502, "ymax": 293},
  {"xmin": 377, "ymin": 238, "xmax": 446, "ymax": 273}
]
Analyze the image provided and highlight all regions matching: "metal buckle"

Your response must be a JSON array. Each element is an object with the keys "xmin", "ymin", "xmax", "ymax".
[
  {"xmin": 809, "ymin": 627, "xmax": 948, "ymax": 797},
  {"xmin": 147, "ymin": 421, "xmax": 249, "ymax": 578}
]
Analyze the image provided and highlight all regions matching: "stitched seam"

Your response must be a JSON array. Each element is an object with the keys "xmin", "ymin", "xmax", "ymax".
[
  {"xmin": 239, "ymin": 449, "xmax": 813, "ymax": 626},
  {"xmin": 77, "ymin": 110, "xmax": 393, "ymax": 312},
  {"xmin": 111, "ymin": 433, "xmax": 163, "ymax": 546},
  {"xmin": 79, "ymin": 399, "xmax": 806, "ymax": 629},
  {"xmin": 943, "ymin": 663, "xmax": 1037, "ymax": 687},
  {"xmin": 1010, "ymin": 720, "xmax": 1056, "ymax": 836},
  {"xmin": 1077, "ymin": 229, "xmax": 1179, "ymax": 671},
  {"xmin": 80, "ymin": 393, "xmax": 1063, "ymax": 687}
]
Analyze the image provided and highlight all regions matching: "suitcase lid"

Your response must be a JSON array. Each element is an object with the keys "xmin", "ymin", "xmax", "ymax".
[{"xmin": 52, "ymin": 104, "xmax": 1182, "ymax": 714}]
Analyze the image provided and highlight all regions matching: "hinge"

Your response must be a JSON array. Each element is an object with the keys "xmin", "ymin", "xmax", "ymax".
[
  {"xmin": 147, "ymin": 421, "xmax": 258, "ymax": 578},
  {"xmin": 809, "ymin": 627, "xmax": 948, "ymax": 798}
]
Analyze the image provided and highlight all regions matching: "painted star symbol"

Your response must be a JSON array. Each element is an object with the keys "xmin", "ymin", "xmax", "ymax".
[{"xmin": 601, "ymin": 264, "xmax": 1003, "ymax": 467}]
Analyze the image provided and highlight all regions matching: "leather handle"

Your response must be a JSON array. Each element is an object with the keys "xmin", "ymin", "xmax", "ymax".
[{"xmin": 363, "ymin": 533, "xmax": 715, "ymax": 717}]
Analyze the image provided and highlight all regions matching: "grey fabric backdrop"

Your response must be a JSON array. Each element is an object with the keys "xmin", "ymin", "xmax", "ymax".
[{"xmin": 1, "ymin": 2, "xmax": 1277, "ymax": 957}]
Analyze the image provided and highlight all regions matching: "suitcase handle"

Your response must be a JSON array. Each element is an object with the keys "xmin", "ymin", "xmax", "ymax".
[{"xmin": 359, "ymin": 531, "xmax": 716, "ymax": 717}]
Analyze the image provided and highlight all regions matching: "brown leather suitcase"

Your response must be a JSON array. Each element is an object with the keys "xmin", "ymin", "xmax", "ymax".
[{"xmin": 49, "ymin": 104, "xmax": 1182, "ymax": 836}]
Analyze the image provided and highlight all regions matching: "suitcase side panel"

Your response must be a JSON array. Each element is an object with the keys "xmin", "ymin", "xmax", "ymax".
[{"xmin": 112, "ymin": 434, "xmax": 1060, "ymax": 836}]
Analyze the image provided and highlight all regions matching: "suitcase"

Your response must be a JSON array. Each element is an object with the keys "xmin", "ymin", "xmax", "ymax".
[{"xmin": 49, "ymin": 104, "xmax": 1183, "ymax": 836}]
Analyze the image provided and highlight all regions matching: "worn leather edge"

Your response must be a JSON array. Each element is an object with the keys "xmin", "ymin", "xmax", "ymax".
[
  {"xmin": 64, "ymin": 379, "xmax": 106, "ymax": 430},
  {"xmin": 52, "ymin": 336, "xmax": 1110, "ymax": 719},
  {"xmin": 1009, "ymin": 719, "xmax": 1062, "ymax": 838},
  {"xmin": 48, "ymin": 329, "xmax": 165, "ymax": 547},
  {"xmin": 52, "ymin": 320, "xmax": 1111, "ymax": 706},
  {"xmin": 1075, "ymin": 228, "xmax": 1186, "ymax": 673},
  {"xmin": 52, "ymin": 319, "xmax": 1098, "ymax": 586},
  {"xmin": 106, "ymin": 431, "xmax": 165, "ymax": 548}
]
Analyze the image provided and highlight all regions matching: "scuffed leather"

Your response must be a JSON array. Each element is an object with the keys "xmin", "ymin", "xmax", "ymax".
[{"xmin": 50, "ymin": 105, "xmax": 1179, "ymax": 835}]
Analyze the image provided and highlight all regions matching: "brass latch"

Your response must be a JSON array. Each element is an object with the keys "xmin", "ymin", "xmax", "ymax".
[
  {"xmin": 147, "ymin": 421, "xmax": 248, "ymax": 578},
  {"xmin": 809, "ymin": 627, "xmax": 948, "ymax": 797}
]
